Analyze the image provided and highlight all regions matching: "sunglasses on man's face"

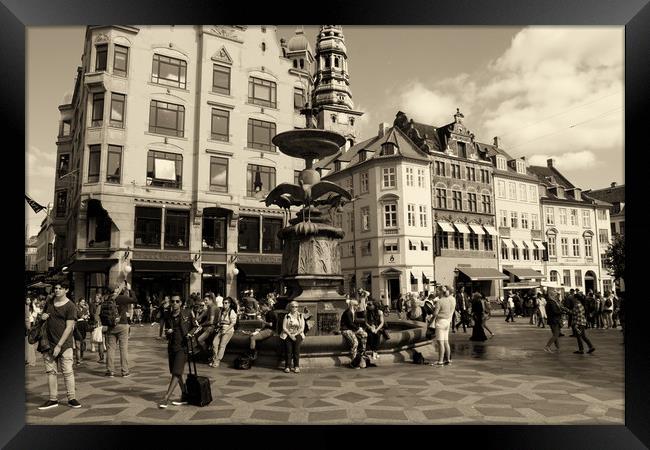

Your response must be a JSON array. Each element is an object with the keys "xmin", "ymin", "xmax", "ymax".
[{"xmin": 172, "ymin": 300, "xmax": 182, "ymax": 304}]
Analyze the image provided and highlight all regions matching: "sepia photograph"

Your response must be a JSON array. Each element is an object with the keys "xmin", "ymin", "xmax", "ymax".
[{"xmin": 23, "ymin": 24, "xmax": 627, "ymax": 427}]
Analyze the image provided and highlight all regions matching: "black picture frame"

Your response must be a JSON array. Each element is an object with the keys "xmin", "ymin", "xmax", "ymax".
[{"xmin": 7, "ymin": 0, "xmax": 649, "ymax": 448}]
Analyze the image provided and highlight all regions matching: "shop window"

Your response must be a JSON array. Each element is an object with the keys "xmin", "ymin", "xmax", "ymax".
[
  {"xmin": 238, "ymin": 216, "xmax": 260, "ymax": 253},
  {"xmin": 134, "ymin": 207, "xmax": 162, "ymax": 248},
  {"xmin": 202, "ymin": 210, "xmax": 227, "ymax": 251},
  {"xmin": 165, "ymin": 210, "xmax": 189, "ymax": 249},
  {"xmin": 262, "ymin": 217, "xmax": 283, "ymax": 253}
]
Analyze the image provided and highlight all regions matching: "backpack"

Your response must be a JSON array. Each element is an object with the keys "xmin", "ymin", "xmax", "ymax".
[
  {"xmin": 234, "ymin": 354, "xmax": 252, "ymax": 370},
  {"xmin": 100, "ymin": 296, "xmax": 120, "ymax": 327},
  {"xmin": 605, "ymin": 298, "xmax": 612, "ymax": 308}
]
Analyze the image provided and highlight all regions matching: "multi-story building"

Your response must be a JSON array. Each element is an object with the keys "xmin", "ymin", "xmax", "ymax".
[
  {"xmin": 35, "ymin": 207, "xmax": 56, "ymax": 273},
  {"xmin": 528, "ymin": 159, "xmax": 614, "ymax": 293},
  {"xmin": 485, "ymin": 141, "xmax": 546, "ymax": 293},
  {"xmin": 318, "ymin": 123, "xmax": 433, "ymax": 306},
  {"xmin": 50, "ymin": 25, "xmax": 331, "ymax": 301},
  {"xmin": 393, "ymin": 110, "xmax": 504, "ymax": 299},
  {"xmin": 25, "ymin": 235, "xmax": 39, "ymax": 273}
]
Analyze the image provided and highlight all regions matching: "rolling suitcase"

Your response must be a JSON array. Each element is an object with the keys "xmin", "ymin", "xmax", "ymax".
[{"xmin": 185, "ymin": 339, "xmax": 213, "ymax": 407}]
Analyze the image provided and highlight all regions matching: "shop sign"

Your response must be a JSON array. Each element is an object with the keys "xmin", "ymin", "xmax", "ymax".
[
  {"xmin": 134, "ymin": 251, "xmax": 191, "ymax": 261},
  {"xmin": 236, "ymin": 254, "xmax": 282, "ymax": 264},
  {"xmin": 384, "ymin": 253, "xmax": 400, "ymax": 265}
]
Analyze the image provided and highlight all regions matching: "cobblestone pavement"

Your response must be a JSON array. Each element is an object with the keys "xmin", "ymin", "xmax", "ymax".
[{"xmin": 25, "ymin": 315, "xmax": 624, "ymax": 424}]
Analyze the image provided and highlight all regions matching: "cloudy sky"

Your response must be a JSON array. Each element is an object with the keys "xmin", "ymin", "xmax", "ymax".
[{"xmin": 25, "ymin": 26, "xmax": 624, "ymax": 237}]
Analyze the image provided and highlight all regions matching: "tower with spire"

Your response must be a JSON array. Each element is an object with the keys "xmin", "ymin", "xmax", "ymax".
[{"xmin": 312, "ymin": 25, "xmax": 363, "ymax": 146}]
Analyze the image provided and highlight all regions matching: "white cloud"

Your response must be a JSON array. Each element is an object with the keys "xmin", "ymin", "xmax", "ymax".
[{"xmin": 528, "ymin": 151, "xmax": 598, "ymax": 170}]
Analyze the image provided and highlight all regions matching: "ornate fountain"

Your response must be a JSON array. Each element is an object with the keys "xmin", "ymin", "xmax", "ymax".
[{"xmin": 266, "ymin": 128, "xmax": 351, "ymax": 335}]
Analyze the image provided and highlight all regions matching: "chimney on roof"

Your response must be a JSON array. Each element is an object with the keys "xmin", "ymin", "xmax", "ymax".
[
  {"xmin": 378, "ymin": 122, "xmax": 389, "ymax": 138},
  {"xmin": 493, "ymin": 136, "xmax": 499, "ymax": 147},
  {"xmin": 611, "ymin": 182, "xmax": 617, "ymax": 188},
  {"xmin": 547, "ymin": 158, "xmax": 556, "ymax": 168}
]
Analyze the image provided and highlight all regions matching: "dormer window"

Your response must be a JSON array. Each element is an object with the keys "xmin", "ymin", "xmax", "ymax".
[
  {"xmin": 381, "ymin": 143, "xmax": 396, "ymax": 156},
  {"xmin": 358, "ymin": 150, "xmax": 367, "ymax": 162},
  {"xmin": 496, "ymin": 157, "xmax": 507, "ymax": 171},
  {"xmin": 516, "ymin": 160, "xmax": 526, "ymax": 174},
  {"xmin": 334, "ymin": 161, "xmax": 342, "ymax": 172}
]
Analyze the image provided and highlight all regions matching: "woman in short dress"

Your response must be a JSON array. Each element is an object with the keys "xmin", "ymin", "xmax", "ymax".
[
  {"xmin": 431, "ymin": 286, "xmax": 456, "ymax": 366},
  {"xmin": 210, "ymin": 297, "xmax": 238, "ymax": 368},
  {"xmin": 280, "ymin": 301, "xmax": 305, "ymax": 373}
]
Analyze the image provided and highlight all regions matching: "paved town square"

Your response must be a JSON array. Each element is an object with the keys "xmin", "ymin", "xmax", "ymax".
[{"xmin": 25, "ymin": 316, "xmax": 623, "ymax": 425}]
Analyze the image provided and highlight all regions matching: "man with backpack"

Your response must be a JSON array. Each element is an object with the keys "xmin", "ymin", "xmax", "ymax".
[{"xmin": 102, "ymin": 281, "xmax": 137, "ymax": 377}]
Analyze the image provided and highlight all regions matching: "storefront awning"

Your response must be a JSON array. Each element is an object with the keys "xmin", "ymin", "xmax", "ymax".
[
  {"xmin": 383, "ymin": 238, "xmax": 399, "ymax": 246},
  {"xmin": 503, "ymin": 282, "xmax": 542, "ymax": 290},
  {"xmin": 511, "ymin": 239, "xmax": 524, "ymax": 248},
  {"xmin": 422, "ymin": 270, "xmax": 434, "ymax": 280},
  {"xmin": 437, "ymin": 221, "xmax": 455, "ymax": 233},
  {"xmin": 67, "ymin": 258, "xmax": 118, "ymax": 273},
  {"xmin": 483, "ymin": 225, "xmax": 498, "ymax": 236},
  {"xmin": 469, "ymin": 224, "xmax": 485, "ymax": 235},
  {"xmin": 421, "ymin": 238, "xmax": 432, "ymax": 246},
  {"xmin": 457, "ymin": 267, "xmax": 509, "ymax": 281},
  {"xmin": 87, "ymin": 199, "xmax": 119, "ymax": 231},
  {"xmin": 132, "ymin": 260, "xmax": 198, "ymax": 272},
  {"xmin": 533, "ymin": 241, "xmax": 546, "ymax": 250},
  {"xmin": 453, "ymin": 222, "xmax": 471, "ymax": 234},
  {"xmin": 522, "ymin": 240, "xmax": 535, "ymax": 249},
  {"xmin": 501, "ymin": 238, "xmax": 514, "ymax": 249},
  {"xmin": 237, "ymin": 263, "xmax": 280, "ymax": 277},
  {"xmin": 503, "ymin": 267, "xmax": 546, "ymax": 280}
]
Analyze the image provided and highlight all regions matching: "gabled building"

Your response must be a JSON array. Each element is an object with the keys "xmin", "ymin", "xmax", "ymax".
[
  {"xmin": 528, "ymin": 159, "xmax": 614, "ymax": 294},
  {"xmin": 317, "ymin": 123, "xmax": 433, "ymax": 306},
  {"xmin": 394, "ymin": 110, "xmax": 505, "ymax": 299},
  {"xmin": 583, "ymin": 182, "xmax": 625, "ymax": 238},
  {"xmin": 483, "ymin": 139, "xmax": 546, "ymax": 292}
]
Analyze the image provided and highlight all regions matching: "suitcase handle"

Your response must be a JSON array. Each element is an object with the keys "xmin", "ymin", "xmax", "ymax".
[{"xmin": 186, "ymin": 334, "xmax": 198, "ymax": 376}]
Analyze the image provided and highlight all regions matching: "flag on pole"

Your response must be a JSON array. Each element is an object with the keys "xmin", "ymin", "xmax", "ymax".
[{"xmin": 25, "ymin": 194, "xmax": 46, "ymax": 213}]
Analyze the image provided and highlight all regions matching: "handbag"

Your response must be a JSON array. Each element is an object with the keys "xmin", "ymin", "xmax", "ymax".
[
  {"xmin": 27, "ymin": 319, "xmax": 43, "ymax": 345},
  {"xmin": 91, "ymin": 326, "xmax": 104, "ymax": 344}
]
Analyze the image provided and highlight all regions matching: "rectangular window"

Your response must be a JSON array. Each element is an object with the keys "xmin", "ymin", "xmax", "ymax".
[
  {"xmin": 436, "ymin": 188, "xmax": 447, "ymax": 209},
  {"xmin": 417, "ymin": 169, "xmax": 425, "ymax": 187},
  {"xmin": 202, "ymin": 211, "xmax": 227, "ymax": 251},
  {"xmin": 361, "ymin": 241, "xmax": 372, "ymax": 256},
  {"xmin": 497, "ymin": 180, "xmax": 506, "ymax": 198},
  {"xmin": 468, "ymin": 193, "xmax": 477, "ymax": 212},
  {"xmin": 57, "ymin": 154, "xmax": 70, "ymax": 179},
  {"xmin": 585, "ymin": 237, "xmax": 593, "ymax": 257},
  {"xmin": 452, "ymin": 191, "xmax": 462, "ymax": 210},
  {"xmin": 406, "ymin": 167, "xmax": 414, "ymax": 186},
  {"xmin": 497, "ymin": 157, "xmax": 507, "ymax": 171},
  {"xmin": 523, "ymin": 247, "xmax": 530, "ymax": 260},
  {"xmin": 294, "ymin": 87, "xmax": 305, "ymax": 109},
  {"xmin": 501, "ymin": 244, "xmax": 509, "ymax": 260},
  {"xmin": 529, "ymin": 185, "xmax": 537, "ymax": 203},
  {"xmin": 212, "ymin": 64, "xmax": 231, "ymax": 95},
  {"xmin": 211, "ymin": 108, "xmax": 229, "ymax": 141},
  {"xmin": 91, "ymin": 93, "xmax": 104, "ymax": 127},
  {"xmin": 483, "ymin": 235, "xmax": 493, "ymax": 251},
  {"xmin": 146, "ymin": 150, "xmax": 182, "ymax": 189},
  {"xmin": 453, "ymin": 232, "xmax": 464, "ymax": 250},
  {"xmin": 164, "ymin": 210, "xmax": 189, "ymax": 249},
  {"xmin": 421, "ymin": 240, "xmax": 429, "ymax": 251},
  {"xmin": 599, "ymin": 229, "xmax": 609, "ymax": 245},
  {"xmin": 384, "ymin": 203, "xmax": 398, "ymax": 228},
  {"xmin": 361, "ymin": 207, "xmax": 370, "ymax": 231},
  {"xmin": 435, "ymin": 161, "xmax": 446, "ymax": 176},
  {"xmin": 560, "ymin": 237, "xmax": 569, "ymax": 256},
  {"xmin": 512, "ymin": 246, "xmax": 519, "ymax": 260},
  {"xmin": 347, "ymin": 212, "xmax": 355, "ymax": 233},
  {"xmin": 106, "ymin": 145, "xmax": 122, "ymax": 184},
  {"xmin": 134, "ymin": 206, "xmax": 161, "ymax": 248},
  {"xmin": 407, "ymin": 204, "xmax": 416, "ymax": 227},
  {"xmin": 481, "ymin": 169, "xmax": 490, "ymax": 184},
  {"xmin": 149, "ymin": 100, "xmax": 185, "ymax": 137},
  {"xmin": 247, "ymin": 164, "xmax": 276, "ymax": 197},
  {"xmin": 360, "ymin": 172, "xmax": 369, "ymax": 193},
  {"xmin": 247, "ymin": 118, "xmax": 276, "ymax": 151},
  {"xmin": 469, "ymin": 233, "xmax": 479, "ymax": 250},
  {"xmin": 238, "ymin": 216, "xmax": 260, "ymax": 253},
  {"xmin": 531, "ymin": 213, "xmax": 539, "ymax": 230},
  {"xmin": 598, "ymin": 209, "xmax": 607, "ymax": 220},
  {"xmin": 55, "ymin": 190, "xmax": 67, "ymax": 218},
  {"xmin": 109, "ymin": 93, "xmax": 125, "ymax": 128},
  {"xmin": 510, "ymin": 211, "xmax": 518, "ymax": 228},
  {"xmin": 262, "ymin": 217, "xmax": 283, "ymax": 253},
  {"xmin": 95, "ymin": 44, "xmax": 108, "ymax": 71},
  {"xmin": 343, "ymin": 178, "xmax": 354, "ymax": 197},
  {"xmin": 572, "ymin": 238, "xmax": 580, "ymax": 256},
  {"xmin": 113, "ymin": 45, "xmax": 129, "ymax": 76},
  {"xmin": 358, "ymin": 151, "xmax": 367, "ymax": 162},
  {"xmin": 611, "ymin": 223, "xmax": 617, "ymax": 235},
  {"xmin": 521, "ymin": 213, "xmax": 529, "ymax": 229},
  {"xmin": 545, "ymin": 207, "xmax": 555, "ymax": 225},
  {"xmin": 519, "ymin": 184, "xmax": 527, "ymax": 202},
  {"xmin": 209, "ymin": 157, "xmax": 228, "ymax": 192},
  {"xmin": 382, "ymin": 167, "xmax": 396, "ymax": 188},
  {"xmin": 451, "ymin": 164, "xmax": 461, "ymax": 179},
  {"xmin": 152, "ymin": 54, "xmax": 187, "ymax": 89},
  {"xmin": 508, "ymin": 182, "xmax": 517, "ymax": 200},
  {"xmin": 570, "ymin": 209, "xmax": 579, "ymax": 226},
  {"xmin": 60, "ymin": 120, "xmax": 71, "ymax": 137},
  {"xmin": 248, "ymin": 77, "xmax": 277, "ymax": 108},
  {"xmin": 563, "ymin": 270, "xmax": 571, "ymax": 287},
  {"xmin": 384, "ymin": 242, "xmax": 398, "ymax": 253},
  {"xmin": 482, "ymin": 195, "xmax": 491, "ymax": 214},
  {"xmin": 499, "ymin": 210, "xmax": 508, "ymax": 227},
  {"xmin": 559, "ymin": 208, "xmax": 567, "ymax": 225},
  {"xmin": 603, "ymin": 279, "xmax": 612, "ymax": 293},
  {"xmin": 88, "ymin": 145, "xmax": 101, "ymax": 183},
  {"xmin": 419, "ymin": 205, "xmax": 427, "ymax": 227},
  {"xmin": 457, "ymin": 141, "xmax": 467, "ymax": 158},
  {"xmin": 601, "ymin": 254, "xmax": 607, "ymax": 269},
  {"xmin": 294, "ymin": 170, "xmax": 301, "ymax": 186},
  {"xmin": 548, "ymin": 236, "xmax": 556, "ymax": 257},
  {"xmin": 438, "ymin": 232, "xmax": 449, "ymax": 249},
  {"xmin": 466, "ymin": 167, "xmax": 476, "ymax": 181}
]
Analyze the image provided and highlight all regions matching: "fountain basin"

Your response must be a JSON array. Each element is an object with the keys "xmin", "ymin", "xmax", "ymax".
[{"xmin": 272, "ymin": 129, "xmax": 346, "ymax": 160}]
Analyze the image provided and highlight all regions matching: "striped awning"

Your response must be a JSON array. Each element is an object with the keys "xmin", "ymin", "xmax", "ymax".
[
  {"xmin": 453, "ymin": 222, "xmax": 472, "ymax": 234},
  {"xmin": 511, "ymin": 239, "xmax": 524, "ymax": 248},
  {"xmin": 483, "ymin": 225, "xmax": 498, "ymax": 236},
  {"xmin": 533, "ymin": 241, "xmax": 546, "ymax": 250},
  {"xmin": 469, "ymin": 224, "xmax": 485, "ymax": 235},
  {"xmin": 522, "ymin": 240, "xmax": 535, "ymax": 249},
  {"xmin": 383, "ymin": 238, "xmax": 399, "ymax": 246},
  {"xmin": 422, "ymin": 269, "xmax": 434, "ymax": 280},
  {"xmin": 437, "ymin": 221, "xmax": 455, "ymax": 233},
  {"xmin": 421, "ymin": 238, "xmax": 432, "ymax": 246},
  {"xmin": 501, "ymin": 238, "xmax": 514, "ymax": 249}
]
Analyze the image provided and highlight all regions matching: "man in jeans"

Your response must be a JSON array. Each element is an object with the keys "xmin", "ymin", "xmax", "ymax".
[
  {"xmin": 572, "ymin": 297, "xmax": 595, "ymax": 355},
  {"xmin": 38, "ymin": 282, "xmax": 82, "ymax": 410},
  {"xmin": 105, "ymin": 282, "xmax": 137, "ymax": 377},
  {"xmin": 340, "ymin": 300, "xmax": 368, "ymax": 368}
]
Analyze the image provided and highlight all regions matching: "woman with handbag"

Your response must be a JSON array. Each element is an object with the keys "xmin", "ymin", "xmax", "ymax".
[
  {"xmin": 281, "ymin": 301, "xmax": 305, "ymax": 373},
  {"xmin": 209, "ymin": 297, "xmax": 238, "ymax": 368}
]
